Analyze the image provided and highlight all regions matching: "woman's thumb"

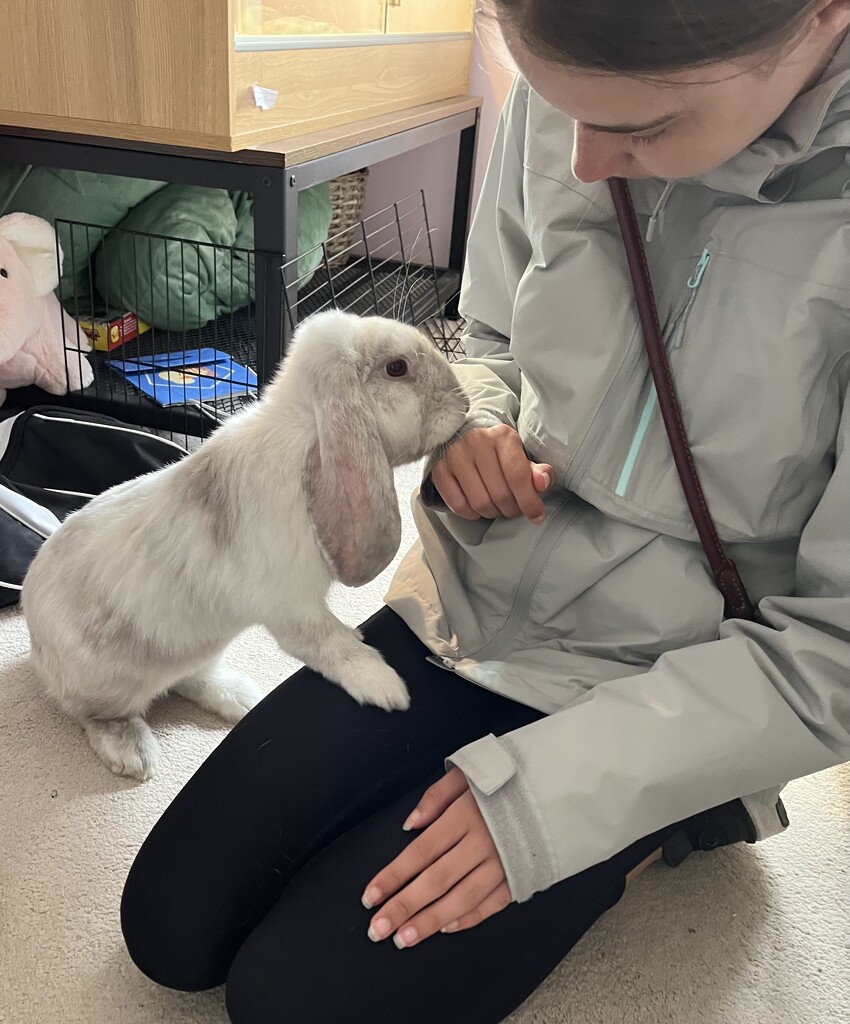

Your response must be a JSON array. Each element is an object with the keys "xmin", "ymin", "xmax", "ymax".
[{"xmin": 532, "ymin": 464, "xmax": 554, "ymax": 492}]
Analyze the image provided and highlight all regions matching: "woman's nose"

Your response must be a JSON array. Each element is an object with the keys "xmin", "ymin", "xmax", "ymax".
[{"xmin": 571, "ymin": 125, "xmax": 631, "ymax": 183}]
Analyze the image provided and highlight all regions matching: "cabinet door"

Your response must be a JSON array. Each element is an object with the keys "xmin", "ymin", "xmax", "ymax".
[
  {"xmin": 237, "ymin": 0, "xmax": 386, "ymax": 36},
  {"xmin": 385, "ymin": 0, "xmax": 475, "ymax": 35}
]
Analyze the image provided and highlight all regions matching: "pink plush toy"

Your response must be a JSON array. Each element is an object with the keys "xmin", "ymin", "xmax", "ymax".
[{"xmin": 0, "ymin": 212, "xmax": 93, "ymax": 406}]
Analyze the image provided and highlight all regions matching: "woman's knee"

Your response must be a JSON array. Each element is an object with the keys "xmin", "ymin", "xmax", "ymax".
[
  {"xmin": 119, "ymin": 834, "xmax": 282, "ymax": 993},
  {"xmin": 120, "ymin": 859, "xmax": 229, "ymax": 992}
]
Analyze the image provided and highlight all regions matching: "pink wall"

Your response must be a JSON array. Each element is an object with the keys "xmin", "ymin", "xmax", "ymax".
[{"xmin": 359, "ymin": 31, "xmax": 516, "ymax": 268}]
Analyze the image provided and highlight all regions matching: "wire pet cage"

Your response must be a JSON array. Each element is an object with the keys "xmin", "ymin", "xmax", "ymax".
[{"xmin": 55, "ymin": 190, "xmax": 465, "ymax": 439}]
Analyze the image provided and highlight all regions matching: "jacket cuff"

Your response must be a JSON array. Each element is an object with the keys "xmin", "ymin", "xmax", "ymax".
[
  {"xmin": 741, "ymin": 787, "xmax": 789, "ymax": 839},
  {"xmin": 447, "ymin": 733, "xmax": 557, "ymax": 903}
]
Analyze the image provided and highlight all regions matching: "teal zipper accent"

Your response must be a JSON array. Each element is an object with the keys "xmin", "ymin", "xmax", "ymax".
[
  {"xmin": 615, "ymin": 248, "xmax": 711, "ymax": 498},
  {"xmin": 687, "ymin": 248, "xmax": 711, "ymax": 289},
  {"xmin": 562, "ymin": 339, "xmax": 647, "ymax": 491},
  {"xmin": 615, "ymin": 389, "xmax": 659, "ymax": 496}
]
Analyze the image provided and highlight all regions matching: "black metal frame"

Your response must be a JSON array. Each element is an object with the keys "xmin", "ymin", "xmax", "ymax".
[{"xmin": 0, "ymin": 106, "xmax": 478, "ymax": 385}]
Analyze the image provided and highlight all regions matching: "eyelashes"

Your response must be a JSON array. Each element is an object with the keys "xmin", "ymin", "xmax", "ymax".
[{"xmin": 627, "ymin": 126, "xmax": 671, "ymax": 148}]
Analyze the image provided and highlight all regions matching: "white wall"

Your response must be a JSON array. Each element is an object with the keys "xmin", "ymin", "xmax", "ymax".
[{"xmin": 359, "ymin": 31, "xmax": 516, "ymax": 267}]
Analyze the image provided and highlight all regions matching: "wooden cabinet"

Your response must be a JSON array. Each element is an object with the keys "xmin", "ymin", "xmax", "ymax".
[
  {"xmin": 236, "ymin": 1, "xmax": 387, "ymax": 37},
  {"xmin": 0, "ymin": 0, "xmax": 475, "ymax": 152},
  {"xmin": 235, "ymin": 1, "xmax": 475, "ymax": 37},
  {"xmin": 385, "ymin": 0, "xmax": 476, "ymax": 34}
]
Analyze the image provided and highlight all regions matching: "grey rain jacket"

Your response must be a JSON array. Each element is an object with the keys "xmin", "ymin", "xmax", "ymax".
[{"xmin": 385, "ymin": 39, "xmax": 850, "ymax": 901}]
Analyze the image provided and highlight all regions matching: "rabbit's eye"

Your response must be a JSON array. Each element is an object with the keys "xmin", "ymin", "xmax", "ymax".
[
  {"xmin": 385, "ymin": 359, "xmax": 408, "ymax": 378},
  {"xmin": 0, "ymin": 269, "xmax": 7, "ymax": 278}
]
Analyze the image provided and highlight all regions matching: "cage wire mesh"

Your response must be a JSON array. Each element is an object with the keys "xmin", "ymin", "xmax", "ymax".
[
  {"xmin": 282, "ymin": 190, "xmax": 465, "ymax": 356},
  {"xmin": 55, "ymin": 189, "xmax": 464, "ymax": 441}
]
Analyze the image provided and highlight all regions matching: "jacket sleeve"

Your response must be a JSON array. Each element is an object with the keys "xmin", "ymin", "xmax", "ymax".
[
  {"xmin": 448, "ymin": 380, "xmax": 850, "ymax": 901},
  {"xmin": 451, "ymin": 76, "xmax": 533, "ymax": 432}
]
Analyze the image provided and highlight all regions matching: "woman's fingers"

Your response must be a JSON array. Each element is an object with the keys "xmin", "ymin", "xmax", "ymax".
[
  {"xmin": 431, "ymin": 426, "xmax": 554, "ymax": 523},
  {"xmin": 392, "ymin": 858, "xmax": 508, "ymax": 948},
  {"xmin": 441, "ymin": 881, "xmax": 513, "ymax": 935},
  {"xmin": 403, "ymin": 767, "xmax": 469, "ymax": 832}
]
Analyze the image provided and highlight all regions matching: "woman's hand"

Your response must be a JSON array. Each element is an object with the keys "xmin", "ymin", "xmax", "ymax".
[
  {"xmin": 432, "ymin": 425, "xmax": 554, "ymax": 524},
  {"xmin": 361, "ymin": 768, "xmax": 512, "ymax": 948}
]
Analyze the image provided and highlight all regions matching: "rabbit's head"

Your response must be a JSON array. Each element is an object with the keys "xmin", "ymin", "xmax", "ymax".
[{"xmin": 288, "ymin": 310, "xmax": 468, "ymax": 588}]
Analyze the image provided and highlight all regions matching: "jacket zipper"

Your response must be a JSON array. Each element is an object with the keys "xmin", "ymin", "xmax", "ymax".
[
  {"xmin": 561, "ymin": 337, "xmax": 646, "ymax": 492},
  {"xmin": 428, "ymin": 495, "xmax": 582, "ymax": 669},
  {"xmin": 614, "ymin": 248, "xmax": 711, "ymax": 498},
  {"xmin": 429, "ymin": 251, "xmax": 710, "ymax": 672}
]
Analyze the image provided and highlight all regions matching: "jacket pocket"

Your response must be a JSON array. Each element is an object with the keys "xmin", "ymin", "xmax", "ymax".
[{"xmin": 582, "ymin": 205, "xmax": 847, "ymax": 542}]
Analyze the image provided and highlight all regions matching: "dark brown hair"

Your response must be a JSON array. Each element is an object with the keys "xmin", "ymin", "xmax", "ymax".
[{"xmin": 488, "ymin": 0, "xmax": 821, "ymax": 73}]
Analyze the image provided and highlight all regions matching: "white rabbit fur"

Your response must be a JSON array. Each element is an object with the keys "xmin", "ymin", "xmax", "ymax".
[{"xmin": 22, "ymin": 310, "xmax": 468, "ymax": 780}]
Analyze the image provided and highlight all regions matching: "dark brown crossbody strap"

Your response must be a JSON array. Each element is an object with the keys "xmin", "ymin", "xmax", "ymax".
[{"xmin": 608, "ymin": 177, "xmax": 756, "ymax": 621}]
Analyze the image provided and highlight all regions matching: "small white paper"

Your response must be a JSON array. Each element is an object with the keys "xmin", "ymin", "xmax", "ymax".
[{"xmin": 252, "ymin": 84, "xmax": 279, "ymax": 111}]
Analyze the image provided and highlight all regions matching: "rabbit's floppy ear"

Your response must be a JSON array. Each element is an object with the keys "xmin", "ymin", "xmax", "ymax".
[
  {"xmin": 304, "ymin": 350, "xmax": 401, "ymax": 588},
  {"xmin": 0, "ymin": 213, "xmax": 62, "ymax": 296}
]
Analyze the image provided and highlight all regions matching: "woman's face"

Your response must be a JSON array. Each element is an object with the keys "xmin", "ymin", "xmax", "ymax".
[{"xmin": 503, "ymin": 5, "xmax": 850, "ymax": 182}]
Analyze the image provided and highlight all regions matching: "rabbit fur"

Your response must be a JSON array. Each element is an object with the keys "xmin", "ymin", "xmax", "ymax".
[{"xmin": 22, "ymin": 310, "xmax": 468, "ymax": 780}]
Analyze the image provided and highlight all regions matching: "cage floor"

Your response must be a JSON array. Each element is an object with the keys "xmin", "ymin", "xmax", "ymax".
[{"xmin": 40, "ymin": 262, "xmax": 461, "ymax": 436}]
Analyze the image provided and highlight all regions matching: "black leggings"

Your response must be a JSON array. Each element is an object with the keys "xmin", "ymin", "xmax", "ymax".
[{"xmin": 121, "ymin": 608, "xmax": 683, "ymax": 1024}]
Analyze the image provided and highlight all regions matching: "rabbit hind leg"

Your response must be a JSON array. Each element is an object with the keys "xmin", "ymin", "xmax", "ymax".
[
  {"xmin": 34, "ymin": 650, "xmax": 166, "ymax": 781},
  {"xmin": 171, "ymin": 654, "xmax": 263, "ymax": 724},
  {"xmin": 82, "ymin": 714, "xmax": 161, "ymax": 781}
]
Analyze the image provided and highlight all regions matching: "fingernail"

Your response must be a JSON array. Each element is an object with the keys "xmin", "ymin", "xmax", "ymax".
[
  {"xmin": 531, "ymin": 515, "xmax": 544, "ymax": 526},
  {"xmin": 368, "ymin": 917, "xmax": 392, "ymax": 942},
  {"xmin": 402, "ymin": 809, "xmax": 422, "ymax": 832},
  {"xmin": 361, "ymin": 886, "xmax": 382, "ymax": 909},
  {"xmin": 540, "ymin": 471, "xmax": 551, "ymax": 488},
  {"xmin": 394, "ymin": 926, "xmax": 418, "ymax": 949},
  {"xmin": 441, "ymin": 920, "xmax": 460, "ymax": 934}
]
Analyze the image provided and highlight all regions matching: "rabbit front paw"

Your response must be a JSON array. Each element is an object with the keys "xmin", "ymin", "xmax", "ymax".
[{"xmin": 340, "ymin": 659, "xmax": 411, "ymax": 712}]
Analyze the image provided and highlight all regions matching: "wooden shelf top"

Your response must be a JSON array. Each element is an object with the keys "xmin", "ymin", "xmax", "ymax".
[
  {"xmin": 0, "ymin": 95, "xmax": 482, "ymax": 169},
  {"xmin": 254, "ymin": 94, "xmax": 482, "ymax": 166}
]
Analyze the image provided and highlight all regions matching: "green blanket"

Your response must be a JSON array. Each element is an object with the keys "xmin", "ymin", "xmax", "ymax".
[
  {"xmin": 0, "ymin": 164, "xmax": 166, "ymax": 298},
  {"xmin": 94, "ymin": 183, "xmax": 331, "ymax": 330},
  {"xmin": 0, "ymin": 165, "xmax": 332, "ymax": 331}
]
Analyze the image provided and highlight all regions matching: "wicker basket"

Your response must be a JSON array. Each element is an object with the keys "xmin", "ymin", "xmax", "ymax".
[{"xmin": 325, "ymin": 168, "xmax": 369, "ymax": 267}]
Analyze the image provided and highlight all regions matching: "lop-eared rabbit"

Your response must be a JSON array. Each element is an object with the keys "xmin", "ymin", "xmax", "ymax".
[{"xmin": 23, "ymin": 311, "xmax": 468, "ymax": 779}]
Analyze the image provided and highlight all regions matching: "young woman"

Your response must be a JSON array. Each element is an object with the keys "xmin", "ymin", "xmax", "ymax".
[{"xmin": 121, "ymin": 2, "xmax": 850, "ymax": 1021}]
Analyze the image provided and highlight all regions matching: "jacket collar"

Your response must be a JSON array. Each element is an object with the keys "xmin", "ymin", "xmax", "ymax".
[{"xmin": 695, "ymin": 30, "xmax": 850, "ymax": 201}]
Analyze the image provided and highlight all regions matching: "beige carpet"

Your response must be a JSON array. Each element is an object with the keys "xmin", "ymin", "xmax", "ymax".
[{"xmin": 1, "ymin": 463, "xmax": 848, "ymax": 1024}]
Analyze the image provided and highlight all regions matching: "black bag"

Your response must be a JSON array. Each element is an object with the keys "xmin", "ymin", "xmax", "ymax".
[{"xmin": 0, "ymin": 406, "xmax": 187, "ymax": 608}]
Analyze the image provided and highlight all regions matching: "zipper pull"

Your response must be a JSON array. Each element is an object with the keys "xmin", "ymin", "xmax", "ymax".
[
  {"xmin": 673, "ymin": 249, "xmax": 711, "ymax": 349},
  {"xmin": 426, "ymin": 654, "xmax": 457, "ymax": 672},
  {"xmin": 646, "ymin": 215, "xmax": 658, "ymax": 243},
  {"xmin": 687, "ymin": 248, "xmax": 711, "ymax": 289},
  {"xmin": 645, "ymin": 180, "xmax": 674, "ymax": 242}
]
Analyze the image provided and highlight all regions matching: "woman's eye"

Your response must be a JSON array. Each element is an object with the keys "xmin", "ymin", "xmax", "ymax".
[
  {"xmin": 386, "ymin": 359, "xmax": 408, "ymax": 378},
  {"xmin": 628, "ymin": 127, "xmax": 670, "ymax": 148}
]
